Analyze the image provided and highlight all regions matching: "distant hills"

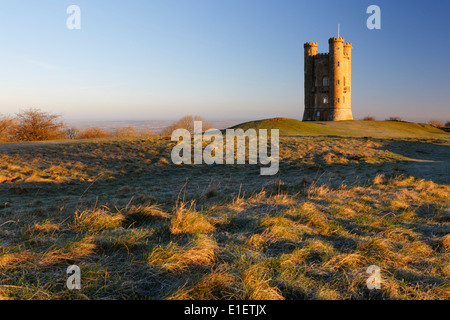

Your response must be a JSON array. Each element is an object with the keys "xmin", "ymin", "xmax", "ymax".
[
  {"xmin": 66, "ymin": 120, "xmax": 245, "ymax": 132},
  {"xmin": 65, "ymin": 117, "xmax": 449, "ymax": 139}
]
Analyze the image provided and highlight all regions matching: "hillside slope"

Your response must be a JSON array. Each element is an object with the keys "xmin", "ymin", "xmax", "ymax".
[{"xmin": 230, "ymin": 118, "xmax": 449, "ymax": 138}]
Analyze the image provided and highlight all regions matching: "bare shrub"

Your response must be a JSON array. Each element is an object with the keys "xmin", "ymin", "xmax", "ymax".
[
  {"xmin": 445, "ymin": 121, "xmax": 450, "ymax": 127},
  {"xmin": 114, "ymin": 126, "xmax": 139, "ymax": 138},
  {"xmin": 429, "ymin": 119, "xmax": 443, "ymax": 127},
  {"xmin": 0, "ymin": 116, "xmax": 16, "ymax": 142},
  {"xmin": 78, "ymin": 128, "xmax": 111, "ymax": 139},
  {"xmin": 12, "ymin": 108, "xmax": 65, "ymax": 141},
  {"xmin": 161, "ymin": 115, "xmax": 213, "ymax": 136},
  {"xmin": 64, "ymin": 127, "xmax": 79, "ymax": 139},
  {"xmin": 387, "ymin": 117, "xmax": 402, "ymax": 121},
  {"xmin": 363, "ymin": 116, "xmax": 376, "ymax": 121},
  {"xmin": 141, "ymin": 129, "xmax": 157, "ymax": 137}
]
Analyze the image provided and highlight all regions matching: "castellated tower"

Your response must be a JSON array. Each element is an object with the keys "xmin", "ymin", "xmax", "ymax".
[{"xmin": 303, "ymin": 37, "xmax": 353, "ymax": 121}]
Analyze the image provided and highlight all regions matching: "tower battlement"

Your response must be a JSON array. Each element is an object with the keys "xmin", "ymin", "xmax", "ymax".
[
  {"xmin": 304, "ymin": 42, "xmax": 318, "ymax": 47},
  {"xmin": 303, "ymin": 37, "xmax": 353, "ymax": 121},
  {"xmin": 328, "ymin": 37, "xmax": 344, "ymax": 43}
]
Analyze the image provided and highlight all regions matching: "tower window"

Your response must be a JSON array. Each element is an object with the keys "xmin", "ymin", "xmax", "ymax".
[
  {"xmin": 337, "ymin": 80, "xmax": 340, "ymax": 84},
  {"xmin": 338, "ymin": 98, "xmax": 340, "ymax": 103},
  {"xmin": 337, "ymin": 61, "xmax": 340, "ymax": 67}
]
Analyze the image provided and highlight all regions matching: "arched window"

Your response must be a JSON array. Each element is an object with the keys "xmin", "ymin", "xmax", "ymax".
[{"xmin": 322, "ymin": 77, "xmax": 329, "ymax": 86}]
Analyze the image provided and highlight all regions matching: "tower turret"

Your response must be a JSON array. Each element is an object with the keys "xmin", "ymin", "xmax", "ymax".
[
  {"xmin": 329, "ymin": 37, "xmax": 344, "ymax": 119},
  {"xmin": 304, "ymin": 42, "xmax": 318, "ymax": 57},
  {"xmin": 328, "ymin": 37, "xmax": 353, "ymax": 120},
  {"xmin": 303, "ymin": 42, "xmax": 318, "ymax": 121}
]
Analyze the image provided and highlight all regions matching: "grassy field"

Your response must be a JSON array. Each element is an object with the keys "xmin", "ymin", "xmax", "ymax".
[{"xmin": 0, "ymin": 120, "xmax": 449, "ymax": 300}]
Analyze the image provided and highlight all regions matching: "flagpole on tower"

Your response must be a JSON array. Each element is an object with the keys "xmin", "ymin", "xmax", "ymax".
[{"xmin": 338, "ymin": 24, "xmax": 340, "ymax": 37}]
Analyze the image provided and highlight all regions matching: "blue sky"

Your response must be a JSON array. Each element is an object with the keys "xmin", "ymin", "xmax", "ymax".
[{"xmin": 0, "ymin": 0, "xmax": 448, "ymax": 121}]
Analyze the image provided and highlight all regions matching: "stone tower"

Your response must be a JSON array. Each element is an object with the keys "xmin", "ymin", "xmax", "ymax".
[{"xmin": 303, "ymin": 37, "xmax": 353, "ymax": 121}]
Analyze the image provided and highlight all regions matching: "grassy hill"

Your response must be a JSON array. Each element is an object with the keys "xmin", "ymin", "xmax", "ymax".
[{"xmin": 230, "ymin": 118, "xmax": 449, "ymax": 138}]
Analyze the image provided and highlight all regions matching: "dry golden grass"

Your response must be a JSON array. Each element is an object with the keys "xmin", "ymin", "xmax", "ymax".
[
  {"xmin": 257, "ymin": 216, "xmax": 313, "ymax": 243},
  {"xmin": 27, "ymin": 221, "xmax": 60, "ymax": 236},
  {"xmin": 38, "ymin": 236, "xmax": 97, "ymax": 267},
  {"xmin": 242, "ymin": 265, "xmax": 284, "ymax": 300},
  {"xmin": 442, "ymin": 234, "xmax": 450, "ymax": 251},
  {"xmin": 122, "ymin": 205, "xmax": 170, "ymax": 227},
  {"xmin": 170, "ymin": 203, "xmax": 215, "ymax": 235},
  {"xmin": 147, "ymin": 235, "xmax": 217, "ymax": 273},
  {"xmin": 72, "ymin": 208, "xmax": 124, "ymax": 232},
  {"xmin": 0, "ymin": 252, "xmax": 38, "ymax": 271},
  {"xmin": 325, "ymin": 253, "xmax": 367, "ymax": 270},
  {"xmin": 167, "ymin": 267, "xmax": 243, "ymax": 300},
  {"xmin": 0, "ymin": 135, "xmax": 448, "ymax": 300}
]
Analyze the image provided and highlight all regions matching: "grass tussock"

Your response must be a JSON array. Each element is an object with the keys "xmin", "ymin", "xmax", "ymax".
[
  {"xmin": 257, "ymin": 216, "xmax": 313, "ymax": 244},
  {"xmin": 147, "ymin": 235, "xmax": 217, "ymax": 273},
  {"xmin": 0, "ymin": 252, "xmax": 38, "ymax": 271},
  {"xmin": 72, "ymin": 208, "xmax": 124, "ymax": 232},
  {"xmin": 38, "ymin": 236, "xmax": 97, "ymax": 267},
  {"xmin": 122, "ymin": 205, "xmax": 170, "ymax": 227},
  {"xmin": 170, "ymin": 203, "xmax": 215, "ymax": 235},
  {"xmin": 242, "ymin": 265, "xmax": 285, "ymax": 300},
  {"xmin": 27, "ymin": 220, "xmax": 60, "ymax": 236},
  {"xmin": 167, "ymin": 267, "xmax": 243, "ymax": 300}
]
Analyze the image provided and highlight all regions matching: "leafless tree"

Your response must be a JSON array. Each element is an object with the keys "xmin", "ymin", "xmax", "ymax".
[
  {"xmin": 65, "ymin": 127, "xmax": 80, "ymax": 139},
  {"xmin": 429, "ymin": 119, "xmax": 443, "ymax": 127},
  {"xmin": 0, "ymin": 116, "xmax": 15, "ymax": 142},
  {"xmin": 161, "ymin": 115, "xmax": 213, "ymax": 136},
  {"xmin": 12, "ymin": 108, "xmax": 65, "ymax": 141}
]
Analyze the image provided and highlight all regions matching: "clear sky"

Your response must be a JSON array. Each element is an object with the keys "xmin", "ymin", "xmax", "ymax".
[{"xmin": 0, "ymin": 0, "xmax": 448, "ymax": 122}]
